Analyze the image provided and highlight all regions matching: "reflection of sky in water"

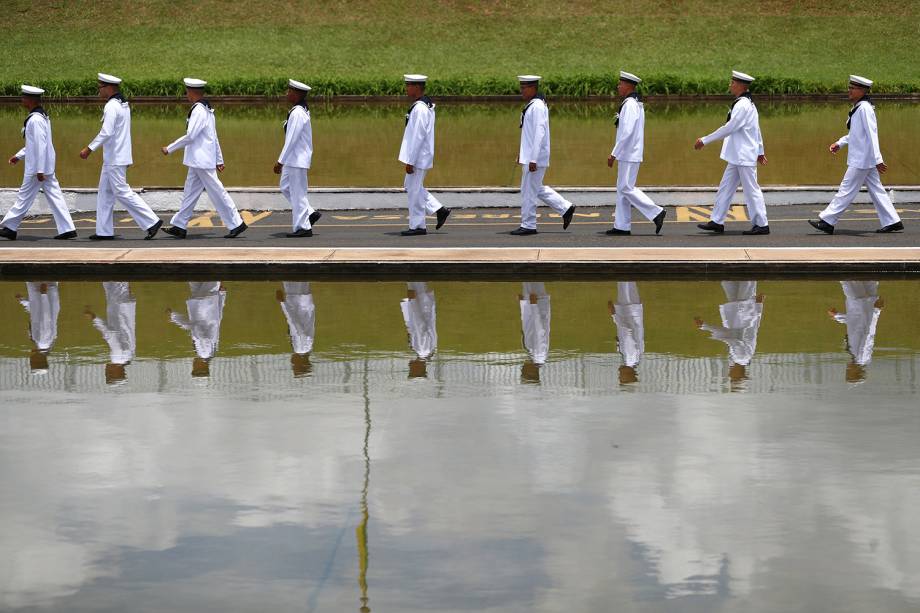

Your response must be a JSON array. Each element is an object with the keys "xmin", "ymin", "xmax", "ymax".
[{"xmin": 0, "ymin": 280, "xmax": 919, "ymax": 612}]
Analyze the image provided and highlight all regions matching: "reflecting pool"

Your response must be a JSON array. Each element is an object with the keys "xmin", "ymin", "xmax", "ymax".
[{"xmin": 1, "ymin": 280, "xmax": 919, "ymax": 612}]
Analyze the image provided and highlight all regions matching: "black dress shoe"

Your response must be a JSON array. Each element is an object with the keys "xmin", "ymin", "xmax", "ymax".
[
  {"xmin": 742, "ymin": 225, "xmax": 770, "ymax": 235},
  {"xmin": 0, "ymin": 227, "xmax": 16, "ymax": 241},
  {"xmin": 54, "ymin": 230, "xmax": 77, "ymax": 240},
  {"xmin": 286, "ymin": 228, "xmax": 314, "ymax": 237},
  {"xmin": 697, "ymin": 221, "xmax": 724, "ymax": 233},
  {"xmin": 435, "ymin": 207, "xmax": 451, "ymax": 229},
  {"xmin": 308, "ymin": 211, "xmax": 322, "ymax": 226},
  {"xmin": 161, "ymin": 225, "xmax": 187, "ymax": 239},
  {"xmin": 88, "ymin": 234, "xmax": 115, "ymax": 241},
  {"xmin": 605, "ymin": 227, "xmax": 631, "ymax": 236},
  {"xmin": 224, "ymin": 222, "xmax": 248, "ymax": 239},
  {"xmin": 562, "ymin": 205, "xmax": 575, "ymax": 229},
  {"xmin": 145, "ymin": 219, "xmax": 163, "ymax": 240},
  {"xmin": 510, "ymin": 227, "xmax": 538, "ymax": 236},
  {"xmin": 877, "ymin": 221, "xmax": 904, "ymax": 233},
  {"xmin": 400, "ymin": 228, "xmax": 427, "ymax": 236},
  {"xmin": 808, "ymin": 219, "xmax": 834, "ymax": 235},
  {"xmin": 653, "ymin": 209, "xmax": 666, "ymax": 235}
]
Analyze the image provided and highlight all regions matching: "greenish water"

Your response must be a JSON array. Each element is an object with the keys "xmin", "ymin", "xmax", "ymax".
[
  {"xmin": 1, "ymin": 279, "xmax": 919, "ymax": 612},
  {"xmin": 0, "ymin": 101, "xmax": 918, "ymax": 189}
]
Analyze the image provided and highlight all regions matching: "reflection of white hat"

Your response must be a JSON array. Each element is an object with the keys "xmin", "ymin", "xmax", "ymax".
[
  {"xmin": 21, "ymin": 84, "xmax": 44, "ymax": 95},
  {"xmin": 98, "ymin": 73, "xmax": 122, "ymax": 85},
  {"xmin": 731, "ymin": 70, "xmax": 755, "ymax": 83},
  {"xmin": 183, "ymin": 77, "xmax": 207, "ymax": 88},
  {"xmin": 619, "ymin": 71, "xmax": 641, "ymax": 84},
  {"xmin": 288, "ymin": 79, "xmax": 311, "ymax": 92},
  {"xmin": 849, "ymin": 74, "xmax": 873, "ymax": 88},
  {"xmin": 403, "ymin": 74, "xmax": 428, "ymax": 83},
  {"xmin": 517, "ymin": 75, "xmax": 542, "ymax": 84}
]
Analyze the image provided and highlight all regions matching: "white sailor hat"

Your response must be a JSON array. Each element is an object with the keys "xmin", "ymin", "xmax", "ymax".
[
  {"xmin": 849, "ymin": 74, "xmax": 873, "ymax": 88},
  {"xmin": 97, "ymin": 73, "xmax": 122, "ymax": 85},
  {"xmin": 183, "ymin": 77, "xmax": 207, "ymax": 88},
  {"xmin": 731, "ymin": 70, "xmax": 755, "ymax": 83},
  {"xmin": 619, "ymin": 71, "xmax": 641, "ymax": 84},
  {"xmin": 288, "ymin": 79, "xmax": 312, "ymax": 92},
  {"xmin": 403, "ymin": 74, "xmax": 428, "ymax": 83},
  {"xmin": 21, "ymin": 84, "xmax": 44, "ymax": 96},
  {"xmin": 517, "ymin": 75, "xmax": 542, "ymax": 85}
]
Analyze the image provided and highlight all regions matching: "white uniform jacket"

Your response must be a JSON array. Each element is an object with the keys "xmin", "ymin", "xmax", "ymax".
[
  {"xmin": 14, "ymin": 108, "xmax": 56, "ymax": 176},
  {"xmin": 400, "ymin": 283, "xmax": 437, "ymax": 359},
  {"xmin": 701, "ymin": 298, "xmax": 763, "ymax": 366},
  {"xmin": 519, "ymin": 96, "xmax": 551, "ymax": 167},
  {"xmin": 19, "ymin": 282, "xmax": 60, "ymax": 352},
  {"xmin": 87, "ymin": 94, "xmax": 134, "ymax": 165},
  {"xmin": 700, "ymin": 94, "xmax": 764, "ymax": 167},
  {"xmin": 398, "ymin": 98, "xmax": 436, "ymax": 170},
  {"xmin": 611, "ymin": 94, "xmax": 644, "ymax": 163},
  {"xmin": 170, "ymin": 282, "xmax": 226, "ymax": 359},
  {"xmin": 835, "ymin": 98, "xmax": 884, "ymax": 170},
  {"xmin": 833, "ymin": 281, "xmax": 881, "ymax": 366},
  {"xmin": 520, "ymin": 290, "xmax": 551, "ymax": 365},
  {"xmin": 280, "ymin": 282, "xmax": 316, "ymax": 355},
  {"xmin": 93, "ymin": 282, "xmax": 136, "ymax": 365},
  {"xmin": 278, "ymin": 104, "xmax": 313, "ymax": 169},
  {"xmin": 166, "ymin": 101, "xmax": 224, "ymax": 169}
]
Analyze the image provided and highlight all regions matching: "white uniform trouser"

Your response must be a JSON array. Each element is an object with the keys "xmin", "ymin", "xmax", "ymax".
[
  {"xmin": 614, "ymin": 161, "xmax": 663, "ymax": 231},
  {"xmin": 404, "ymin": 168, "xmax": 443, "ymax": 230},
  {"xmin": 520, "ymin": 166, "xmax": 571, "ymax": 230},
  {"xmin": 169, "ymin": 167, "xmax": 243, "ymax": 230},
  {"xmin": 280, "ymin": 166, "xmax": 315, "ymax": 231},
  {"xmin": 711, "ymin": 164, "xmax": 768, "ymax": 228},
  {"xmin": 1, "ymin": 173, "xmax": 75, "ymax": 233},
  {"xmin": 96, "ymin": 165, "xmax": 160, "ymax": 236},
  {"xmin": 819, "ymin": 166, "xmax": 900, "ymax": 227}
]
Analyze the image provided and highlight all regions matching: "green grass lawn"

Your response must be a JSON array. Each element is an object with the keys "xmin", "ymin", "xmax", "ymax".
[{"xmin": 4, "ymin": 0, "xmax": 920, "ymax": 96}]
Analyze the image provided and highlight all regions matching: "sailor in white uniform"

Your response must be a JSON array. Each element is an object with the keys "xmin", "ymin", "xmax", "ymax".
[
  {"xmin": 79, "ymin": 73, "xmax": 162, "ymax": 240},
  {"xmin": 276, "ymin": 281, "xmax": 316, "ymax": 376},
  {"xmin": 606, "ymin": 72, "xmax": 665, "ymax": 237},
  {"xmin": 85, "ymin": 281, "xmax": 137, "ymax": 383},
  {"xmin": 512, "ymin": 76, "xmax": 575, "ymax": 235},
  {"xmin": 400, "ymin": 282, "xmax": 438, "ymax": 377},
  {"xmin": 168, "ymin": 281, "xmax": 227, "ymax": 377},
  {"xmin": 608, "ymin": 282, "xmax": 645, "ymax": 384},
  {"xmin": 398, "ymin": 75, "xmax": 450, "ymax": 236},
  {"xmin": 828, "ymin": 281, "xmax": 883, "ymax": 382},
  {"xmin": 16, "ymin": 281, "xmax": 61, "ymax": 372},
  {"xmin": 519, "ymin": 282, "xmax": 551, "ymax": 381},
  {"xmin": 275, "ymin": 79, "xmax": 321, "ymax": 237},
  {"xmin": 1, "ymin": 86, "xmax": 76, "ymax": 241},
  {"xmin": 695, "ymin": 281, "xmax": 764, "ymax": 383},
  {"xmin": 161, "ymin": 78, "xmax": 247, "ymax": 239},
  {"xmin": 809, "ymin": 76, "xmax": 903, "ymax": 234},
  {"xmin": 695, "ymin": 71, "xmax": 770, "ymax": 235}
]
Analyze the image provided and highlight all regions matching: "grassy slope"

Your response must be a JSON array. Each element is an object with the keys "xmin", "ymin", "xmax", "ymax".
[{"xmin": 4, "ymin": 0, "xmax": 920, "ymax": 95}]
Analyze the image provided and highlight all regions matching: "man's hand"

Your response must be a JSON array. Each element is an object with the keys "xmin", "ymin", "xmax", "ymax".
[
  {"xmin": 607, "ymin": 300, "xmax": 615, "ymax": 315},
  {"xmin": 83, "ymin": 307, "xmax": 95, "ymax": 320},
  {"xmin": 36, "ymin": 173, "xmax": 45, "ymax": 182},
  {"xmin": 273, "ymin": 162, "xmax": 283, "ymax": 175},
  {"xmin": 275, "ymin": 289, "xmax": 285, "ymax": 302},
  {"xmin": 874, "ymin": 298, "xmax": 885, "ymax": 309},
  {"xmin": 877, "ymin": 162, "xmax": 888, "ymax": 174},
  {"xmin": 757, "ymin": 154, "xmax": 768, "ymax": 166},
  {"xmin": 161, "ymin": 146, "xmax": 169, "ymax": 156},
  {"xmin": 216, "ymin": 164, "xmax": 225, "ymax": 173},
  {"xmin": 528, "ymin": 162, "xmax": 537, "ymax": 172},
  {"xmin": 694, "ymin": 138, "xmax": 705, "ymax": 150},
  {"xmin": 827, "ymin": 307, "xmax": 838, "ymax": 317},
  {"xmin": 755, "ymin": 294, "xmax": 765, "ymax": 303},
  {"xmin": 8, "ymin": 156, "xmax": 18, "ymax": 165},
  {"xmin": 405, "ymin": 163, "xmax": 414, "ymax": 174},
  {"xmin": 829, "ymin": 143, "xmax": 840, "ymax": 154},
  {"xmin": 694, "ymin": 317, "xmax": 704, "ymax": 328},
  {"xmin": 607, "ymin": 154, "xmax": 615, "ymax": 168},
  {"xmin": 79, "ymin": 147, "xmax": 91, "ymax": 160}
]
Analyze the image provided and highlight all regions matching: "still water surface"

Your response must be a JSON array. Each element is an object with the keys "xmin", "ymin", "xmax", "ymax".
[
  {"xmin": 1, "ymin": 280, "xmax": 919, "ymax": 612},
  {"xmin": 1, "ymin": 101, "xmax": 918, "ymax": 188}
]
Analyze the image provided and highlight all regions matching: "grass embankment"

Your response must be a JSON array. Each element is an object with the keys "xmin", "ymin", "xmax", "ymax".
[{"xmin": 4, "ymin": 0, "xmax": 920, "ymax": 96}]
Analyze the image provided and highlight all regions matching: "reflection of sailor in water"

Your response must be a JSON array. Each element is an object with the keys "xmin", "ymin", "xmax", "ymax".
[
  {"xmin": 695, "ymin": 281, "xmax": 764, "ymax": 383},
  {"xmin": 609, "ymin": 281, "xmax": 644, "ymax": 385},
  {"xmin": 400, "ymin": 282, "xmax": 437, "ymax": 378},
  {"xmin": 16, "ymin": 281, "xmax": 60, "ymax": 372},
  {"xmin": 277, "ymin": 281, "xmax": 315, "ymax": 377},
  {"xmin": 85, "ymin": 282, "xmax": 137, "ymax": 384},
  {"xmin": 519, "ymin": 282, "xmax": 550, "ymax": 382},
  {"xmin": 167, "ymin": 282, "xmax": 226, "ymax": 377},
  {"xmin": 828, "ymin": 281, "xmax": 882, "ymax": 383}
]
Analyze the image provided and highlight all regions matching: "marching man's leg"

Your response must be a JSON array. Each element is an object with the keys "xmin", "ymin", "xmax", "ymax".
[
  {"xmin": 534, "ymin": 169, "xmax": 575, "ymax": 229},
  {"xmin": 513, "ymin": 166, "xmax": 539, "ymax": 235},
  {"xmin": 811, "ymin": 166, "xmax": 867, "ymax": 234},
  {"xmin": 110, "ymin": 166, "xmax": 161, "ymax": 238},
  {"xmin": 285, "ymin": 165, "xmax": 313, "ymax": 236},
  {"xmin": 865, "ymin": 169, "xmax": 903, "ymax": 232},
  {"xmin": 165, "ymin": 168, "xmax": 206, "ymax": 237},
  {"xmin": 93, "ymin": 166, "xmax": 116, "ymax": 238},
  {"xmin": 738, "ymin": 166, "xmax": 769, "ymax": 234},
  {"xmin": 40, "ymin": 174, "xmax": 76, "ymax": 238},
  {"xmin": 402, "ymin": 169, "xmax": 427, "ymax": 235},
  {"xmin": 0, "ymin": 174, "xmax": 43, "ymax": 239},
  {"xmin": 699, "ymin": 164, "xmax": 739, "ymax": 233},
  {"xmin": 197, "ymin": 167, "xmax": 246, "ymax": 238}
]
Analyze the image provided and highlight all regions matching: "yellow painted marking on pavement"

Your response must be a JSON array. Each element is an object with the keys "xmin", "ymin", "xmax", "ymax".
[
  {"xmin": 675, "ymin": 205, "xmax": 747, "ymax": 222},
  {"xmin": 241, "ymin": 210, "xmax": 273, "ymax": 224},
  {"xmin": 371, "ymin": 215, "xmax": 403, "ymax": 220},
  {"xmin": 119, "ymin": 217, "xmax": 135, "ymax": 223},
  {"xmin": 331, "ymin": 215, "xmax": 367, "ymax": 220},
  {"xmin": 452, "ymin": 214, "xmax": 477, "ymax": 219},
  {"xmin": 187, "ymin": 214, "xmax": 214, "ymax": 227},
  {"xmin": 482, "ymin": 213, "xmax": 511, "ymax": 219},
  {"xmin": 21, "ymin": 218, "xmax": 52, "ymax": 224},
  {"xmin": 727, "ymin": 206, "xmax": 748, "ymax": 221},
  {"xmin": 574, "ymin": 212, "xmax": 600, "ymax": 218}
]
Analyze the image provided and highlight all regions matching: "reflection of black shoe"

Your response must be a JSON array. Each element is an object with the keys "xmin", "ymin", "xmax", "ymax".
[
  {"xmin": 605, "ymin": 227, "xmax": 631, "ymax": 235},
  {"xmin": 286, "ymin": 228, "xmax": 313, "ymax": 237},
  {"xmin": 697, "ymin": 221, "xmax": 724, "ymax": 233},
  {"xmin": 510, "ymin": 227, "xmax": 538, "ymax": 236},
  {"xmin": 562, "ymin": 205, "xmax": 575, "ymax": 229},
  {"xmin": 653, "ymin": 209, "xmax": 666, "ymax": 235},
  {"xmin": 808, "ymin": 219, "xmax": 834, "ymax": 235},
  {"xmin": 877, "ymin": 221, "xmax": 904, "ymax": 233},
  {"xmin": 435, "ymin": 207, "xmax": 451, "ymax": 229},
  {"xmin": 54, "ymin": 230, "xmax": 77, "ymax": 240},
  {"xmin": 0, "ymin": 227, "xmax": 16, "ymax": 241},
  {"xmin": 308, "ymin": 211, "xmax": 322, "ymax": 226},
  {"xmin": 400, "ymin": 228, "xmax": 427, "ymax": 236},
  {"xmin": 145, "ymin": 219, "xmax": 163, "ymax": 240},
  {"xmin": 224, "ymin": 222, "xmax": 248, "ymax": 239},
  {"xmin": 162, "ymin": 225, "xmax": 187, "ymax": 239},
  {"xmin": 742, "ymin": 225, "xmax": 770, "ymax": 235},
  {"xmin": 89, "ymin": 234, "xmax": 115, "ymax": 241}
]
